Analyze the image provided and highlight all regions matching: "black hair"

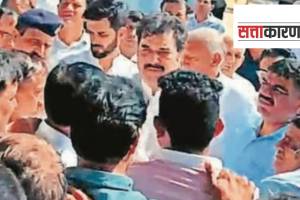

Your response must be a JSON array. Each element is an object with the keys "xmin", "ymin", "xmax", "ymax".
[
  {"xmin": 0, "ymin": 163, "xmax": 26, "ymax": 200},
  {"xmin": 160, "ymin": 0, "xmax": 189, "ymax": 15},
  {"xmin": 70, "ymin": 75, "xmax": 147, "ymax": 165},
  {"xmin": 136, "ymin": 12, "xmax": 187, "ymax": 52},
  {"xmin": 0, "ymin": 50, "xmax": 23, "ymax": 92},
  {"xmin": 158, "ymin": 70, "xmax": 223, "ymax": 153},
  {"xmin": 83, "ymin": 0, "xmax": 125, "ymax": 31},
  {"xmin": 260, "ymin": 48, "xmax": 297, "ymax": 61},
  {"xmin": 268, "ymin": 58, "xmax": 300, "ymax": 90},
  {"xmin": 44, "ymin": 62, "xmax": 105, "ymax": 126}
]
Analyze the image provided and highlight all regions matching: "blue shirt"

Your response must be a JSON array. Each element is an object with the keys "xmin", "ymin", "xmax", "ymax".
[
  {"xmin": 233, "ymin": 126, "xmax": 287, "ymax": 187},
  {"xmin": 260, "ymin": 169, "xmax": 300, "ymax": 200},
  {"xmin": 211, "ymin": 122, "xmax": 287, "ymax": 187},
  {"xmin": 66, "ymin": 167, "xmax": 147, "ymax": 200},
  {"xmin": 187, "ymin": 14, "xmax": 225, "ymax": 33}
]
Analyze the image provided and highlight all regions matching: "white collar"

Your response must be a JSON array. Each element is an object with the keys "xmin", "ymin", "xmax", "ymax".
[
  {"xmin": 36, "ymin": 120, "xmax": 72, "ymax": 152},
  {"xmin": 36, "ymin": 120, "xmax": 77, "ymax": 167},
  {"xmin": 95, "ymin": 54, "xmax": 128, "ymax": 72},
  {"xmin": 152, "ymin": 148, "xmax": 222, "ymax": 169},
  {"xmin": 55, "ymin": 31, "xmax": 90, "ymax": 49},
  {"xmin": 141, "ymin": 80, "xmax": 154, "ymax": 102}
]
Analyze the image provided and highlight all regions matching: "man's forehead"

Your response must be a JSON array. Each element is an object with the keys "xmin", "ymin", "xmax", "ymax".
[
  {"xmin": 60, "ymin": 0, "xmax": 85, "ymax": 4},
  {"xmin": 164, "ymin": 1, "xmax": 186, "ymax": 9},
  {"xmin": 141, "ymin": 32, "xmax": 176, "ymax": 48},
  {"xmin": 0, "ymin": 14, "xmax": 17, "ymax": 26},
  {"xmin": 86, "ymin": 18, "xmax": 112, "ymax": 30},
  {"xmin": 267, "ymin": 71, "xmax": 290, "ymax": 83}
]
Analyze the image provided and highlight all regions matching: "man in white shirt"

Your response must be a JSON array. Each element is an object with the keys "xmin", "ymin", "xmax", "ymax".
[
  {"xmin": 50, "ymin": 0, "xmax": 92, "ymax": 69},
  {"xmin": 133, "ymin": 13, "xmax": 187, "ymax": 160},
  {"xmin": 82, "ymin": 0, "xmax": 138, "ymax": 79},
  {"xmin": 221, "ymin": 35, "xmax": 257, "ymax": 101},
  {"xmin": 183, "ymin": 28, "xmax": 259, "ymax": 129},
  {"xmin": 187, "ymin": 0, "xmax": 225, "ymax": 33},
  {"xmin": 119, "ymin": 10, "xmax": 143, "ymax": 61},
  {"xmin": 129, "ymin": 70, "xmax": 224, "ymax": 200}
]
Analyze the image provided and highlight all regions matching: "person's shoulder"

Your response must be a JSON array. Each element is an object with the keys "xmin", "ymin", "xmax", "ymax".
[{"xmin": 260, "ymin": 171, "xmax": 300, "ymax": 200}]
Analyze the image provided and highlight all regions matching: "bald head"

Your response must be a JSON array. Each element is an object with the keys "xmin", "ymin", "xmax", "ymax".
[{"xmin": 183, "ymin": 28, "xmax": 225, "ymax": 78}]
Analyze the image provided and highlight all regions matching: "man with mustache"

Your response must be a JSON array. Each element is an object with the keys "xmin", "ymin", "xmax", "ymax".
[
  {"xmin": 50, "ymin": 0, "xmax": 91, "ymax": 69},
  {"xmin": 82, "ymin": 0, "xmax": 138, "ymax": 79},
  {"xmin": 14, "ymin": 9, "xmax": 62, "ymax": 65},
  {"xmin": 211, "ymin": 58, "xmax": 300, "ymax": 187},
  {"xmin": 133, "ymin": 12, "xmax": 187, "ymax": 160},
  {"xmin": 6, "ymin": 9, "xmax": 62, "ymax": 135}
]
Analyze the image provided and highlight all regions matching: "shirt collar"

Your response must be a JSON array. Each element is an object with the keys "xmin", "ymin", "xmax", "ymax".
[
  {"xmin": 192, "ymin": 13, "xmax": 215, "ymax": 24},
  {"xmin": 66, "ymin": 167, "xmax": 134, "ymax": 191},
  {"xmin": 152, "ymin": 148, "xmax": 223, "ymax": 169},
  {"xmin": 55, "ymin": 31, "xmax": 90, "ymax": 49},
  {"xmin": 36, "ymin": 120, "xmax": 72, "ymax": 153},
  {"xmin": 256, "ymin": 124, "xmax": 288, "ymax": 139}
]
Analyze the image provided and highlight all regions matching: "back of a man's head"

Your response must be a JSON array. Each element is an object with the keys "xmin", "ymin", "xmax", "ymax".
[
  {"xmin": 0, "ymin": 162, "xmax": 26, "ymax": 200},
  {"xmin": 44, "ymin": 62, "xmax": 105, "ymax": 126},
  {"xmin": 0, "ymin": 134, "xmax": 66, "ymax": 200},
  {"xmin": 158, "ymin": 70, "xmax": 223, "ymax": 153},
  {"xmin": 70, "ymin": 75, "xmax": 147, "ymax": 166}
]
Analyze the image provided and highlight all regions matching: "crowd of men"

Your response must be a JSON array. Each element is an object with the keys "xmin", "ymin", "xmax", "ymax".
[{"xmin": 0, "ymin": 0, "xmax": 299, "ymax": 199}]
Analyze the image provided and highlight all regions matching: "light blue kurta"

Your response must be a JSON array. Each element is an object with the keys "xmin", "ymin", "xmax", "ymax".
[{"xmin": 260, "ymin": 169, "xmax": 300, "ymax": 200}]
